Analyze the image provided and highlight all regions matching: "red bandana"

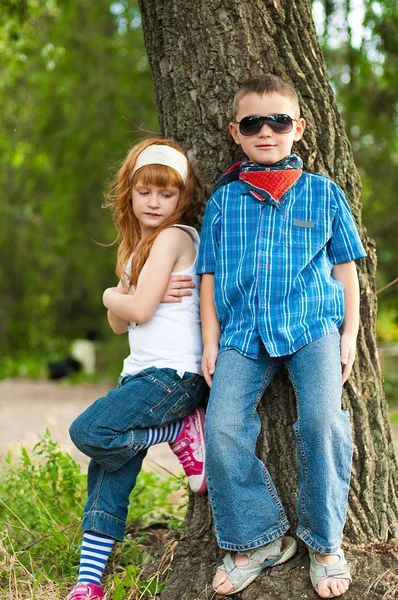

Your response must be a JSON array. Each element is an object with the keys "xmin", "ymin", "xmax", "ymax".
[
  {"xmin": 212, "ymin": 154, "xmax": 303, "ymax": 203},
  {"xmin": 239, "ymin": 169, "xmax": 302, "ymax": 202}
]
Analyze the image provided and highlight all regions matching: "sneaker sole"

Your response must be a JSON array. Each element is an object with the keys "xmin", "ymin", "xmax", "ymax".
[{"xmin": 190, "ymin": 406, "xmax": 206, "ymax": 493}]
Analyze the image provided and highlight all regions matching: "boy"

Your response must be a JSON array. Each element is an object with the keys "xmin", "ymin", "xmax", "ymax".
[{"xmin": 197, "ymin": 74, "xmax": 366, "ymax": 598}]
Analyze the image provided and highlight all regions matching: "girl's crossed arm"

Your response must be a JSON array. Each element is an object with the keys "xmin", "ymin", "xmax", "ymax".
[
  {"xmin": 107, "ymin": 281, "xmax": 130, "ymax": 334},
  {"xmin": 103, "ymin": 228, "xmax": 187, "ymax": 325}
]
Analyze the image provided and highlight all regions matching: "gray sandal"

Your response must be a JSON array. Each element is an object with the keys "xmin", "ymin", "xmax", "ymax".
[
  {"xmin": 308, "ymin": 548, "xmax": 351, "ymax": 598},
  {"xmin": 213, "ymin": 535, "xmax": 297, "ymax": 596}
]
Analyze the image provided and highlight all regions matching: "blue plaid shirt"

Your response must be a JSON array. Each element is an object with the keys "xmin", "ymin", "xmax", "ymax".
[{"xmin": 197, "ymin": 172, "xmax": 367, "ymax": 358}]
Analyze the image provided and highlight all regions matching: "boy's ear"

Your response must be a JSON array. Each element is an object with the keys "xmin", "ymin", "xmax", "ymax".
[
  {"xmin": 229, "ymin": 122, "xmax": 241, "ymax": 145},
  {"xmin": 294, "ymin": 118, "xmax": 306, "ymax": 142}
]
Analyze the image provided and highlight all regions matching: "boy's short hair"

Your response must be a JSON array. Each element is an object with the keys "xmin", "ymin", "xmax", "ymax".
[{"xmin": 232, "ymin": 74, "xmax": 300, "ymax": 120}]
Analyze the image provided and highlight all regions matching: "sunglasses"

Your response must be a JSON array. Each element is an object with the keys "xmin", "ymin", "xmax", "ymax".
[{"xmin": 234, "ymin": 114, "xmax": 297, "ymax": 136}]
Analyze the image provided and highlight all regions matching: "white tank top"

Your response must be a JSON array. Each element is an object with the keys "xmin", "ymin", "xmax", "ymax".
[{"xmin": 121, "ymin": 225, "xmax": 203, "ymax": 377}]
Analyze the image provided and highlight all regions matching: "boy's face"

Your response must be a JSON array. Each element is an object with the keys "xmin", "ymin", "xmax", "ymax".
[{"xmin": 229, "ymin": 92, "xmax": 306, "ymax": 165}]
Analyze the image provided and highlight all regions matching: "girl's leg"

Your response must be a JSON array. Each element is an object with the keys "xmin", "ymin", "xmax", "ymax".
[
  {"xmin": 67, "ymin": 369, "xmax": 206, "ymax": 599},
  {"xmin": 69, "ymin": 368, "xmax": 206, "ymax": 472},
  {"xmin": 205, "ymin": 347, "xmax": 289, "ymax": 551},
  {"xmin": 65, "ymin": 451, "xmax": 146, "ymax": 600},
  {"xmin": 83, "ymin": 450, "xmax": 147, "ymax": 540},
  {"xmin": 77, "ymin": 532, "xmax": 115, "ymax": 584}
]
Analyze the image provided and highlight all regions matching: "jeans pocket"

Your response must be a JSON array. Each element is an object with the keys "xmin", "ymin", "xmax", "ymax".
[{"xmin": 140, "ymin": 367, "xmax": 179, "ymax": 393}]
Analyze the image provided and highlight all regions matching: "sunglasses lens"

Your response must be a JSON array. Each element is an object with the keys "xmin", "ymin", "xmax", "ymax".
[
  {"xmin": 268, "ymin": 114, "xmax": 293, "ymax": 134},
  {"xmin": 238, "ymin": 115, "xmax": 294, "ymax": 136},
  {"xmin": 239, "ymin": 116, "xmax": 265, "ymax": 136}
]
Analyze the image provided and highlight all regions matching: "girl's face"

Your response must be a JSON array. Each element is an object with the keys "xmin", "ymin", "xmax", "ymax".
[{"xmin": 132, "ymin": 183, "xmax": 181, "ymax": 238}]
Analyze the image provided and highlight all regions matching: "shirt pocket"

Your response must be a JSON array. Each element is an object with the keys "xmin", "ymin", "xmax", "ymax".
[{"xmin": 282, "ymin": 215, "xmax": 329, "ymax": 252}]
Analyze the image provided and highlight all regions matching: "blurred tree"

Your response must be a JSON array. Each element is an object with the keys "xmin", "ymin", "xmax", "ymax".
[{"xmin": 0, "ymin": 0, "xmax": 158, "ymax": 354}]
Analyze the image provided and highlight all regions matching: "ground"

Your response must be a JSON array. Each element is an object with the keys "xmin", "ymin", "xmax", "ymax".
[
  {"xmin": 1, "ymin": 379, "xmax": 397, "ymax": 600},
  {"xmin": 0, "ymin": 378, "xmax": 182, "ymax": 474},
  {"xmin": 1, "ymin": 378, "xmax": 397, "ymax": 464}
]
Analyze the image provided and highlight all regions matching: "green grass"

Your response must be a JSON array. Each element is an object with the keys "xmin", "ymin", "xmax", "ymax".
[{"xmin": 0, "ymin": 431, "xmax": 187, "ymax": 599}]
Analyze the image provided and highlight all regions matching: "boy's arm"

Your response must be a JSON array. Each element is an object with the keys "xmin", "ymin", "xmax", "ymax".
[
  {"xmin": 332, "ymin": 260, "xmax": 360, "ymax": 384},
  {"xmin": 201, "ymin": 273, "xmax": 220, "ymax": 387},
  {"xmin": 197, "ymin": 194, "xmax": 222, "ymax": 387}
]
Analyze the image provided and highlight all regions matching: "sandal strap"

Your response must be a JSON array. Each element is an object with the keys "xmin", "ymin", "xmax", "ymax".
[
  {"xmin": 220, "ymin": 537, "xmax": 283, "ymax": 583},
  {"xmin": 216, "ymin": 536, "xmax": 297, "ymax": 594},
  {"xmin": 309, "ymin": 548, "xmax": 352, "ymax": 588},
  {"xmin": 222, "ymin": 552, "xmax": 236, "ymax": 574},
  {"xmin": 239, "ymin": 537, "xmax": 282, "ymax": 565}
]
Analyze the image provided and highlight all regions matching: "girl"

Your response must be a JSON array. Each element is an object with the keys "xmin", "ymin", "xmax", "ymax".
[{"xmin": 66, "ymin": 139, "xmax": 207, "ymax": 600}]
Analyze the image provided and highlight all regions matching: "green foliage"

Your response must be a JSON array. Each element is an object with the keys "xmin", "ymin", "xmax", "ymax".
[
  {"xmin": 1, "ymin": 2, "xmax": 397, "ymax": 367},
  {"xmin": 0, "ymin": 431, "xmax": 186, "ymax": 598},
  {"xmin": 0, "ymin": 1, "xmax": 59, "ymax": 74},
  {"xmin": 0, "ymin": 1, "xmax": 158, "ymax": 357},
  {"xmin": 315, "ymin": 0, "xmax": 398, "ymax": 323},
  {"xmin": 128, "ymin": 470, "xmax": 187, "ymax": 529},
  {"xmin": 0, "ymin": 430, "xmax": 86, "ymax": 585},
  {"xmin": 108, "ymin": 565, "xmax": 164, "ymax": 600},
  {"xmin": 384, "ymin": 372, "xmax": 398, "ymax": 407},
  {"xmin": 390, "ymin": 412, "xmax": 398, "ymax": 425},
  {"xmin": 377, "ymin": 307, "xmax": 398, "ymax": 343}
]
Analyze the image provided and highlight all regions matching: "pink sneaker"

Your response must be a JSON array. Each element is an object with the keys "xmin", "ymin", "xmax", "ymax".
[
  {"xmin": 169, "ymin": 407, "xmax": 206, "ymax": 493},
  {"xmin": 65, "ymin": 583, "xmax": 105, "ymax": 600}
]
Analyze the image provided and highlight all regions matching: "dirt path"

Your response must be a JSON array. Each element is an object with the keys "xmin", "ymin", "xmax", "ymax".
[
  {"xmin": 1, "ymin": 378, "xmax": 397, "ymax": 473},
  {"xmin": 0, "ymin": 378, "xmax": 182, "ymax": 475}
]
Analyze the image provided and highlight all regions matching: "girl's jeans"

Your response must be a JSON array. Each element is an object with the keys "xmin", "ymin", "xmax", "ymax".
[
  {"xmin": 205, "ymin": 332, "xmax": 352, "ymax": 554},
  {"xmin": 69, "ymin": 367, "xmax": 207, "ymax": 541}
]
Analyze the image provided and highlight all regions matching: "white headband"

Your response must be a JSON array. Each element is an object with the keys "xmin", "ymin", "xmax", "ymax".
[{"xmin": 130, "ymin": 144, "xmax": 188, "ymax": 183}]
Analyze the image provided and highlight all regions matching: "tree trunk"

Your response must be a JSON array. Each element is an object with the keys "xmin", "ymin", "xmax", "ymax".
[{"xmin": 138, "ymin": 0, "xmax": 398, "ymax": 597}]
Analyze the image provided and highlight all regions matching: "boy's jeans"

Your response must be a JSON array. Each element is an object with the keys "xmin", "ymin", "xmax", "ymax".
[
  {"xmin": 205, "ymin": 332, "xmax": 352, "ymax": 554},
  {"xmin": 69, "ymin": 367, "xmax": 207, "ymax": 541}
]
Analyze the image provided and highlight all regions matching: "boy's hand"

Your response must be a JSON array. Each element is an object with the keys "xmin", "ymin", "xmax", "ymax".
[
  {"xmin": 340, "ymin": 332, "xmax": 357, "ymax": 384},
  {"xmin": 161, "ymin": 275, "xmax": 195, "ymax": 303},
  {"xmin": 202, "ymin": 343, "xmax": 219, "ymax": 388}
]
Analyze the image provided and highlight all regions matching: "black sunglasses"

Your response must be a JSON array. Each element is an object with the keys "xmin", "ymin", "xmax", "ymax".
[{"xmin": 234, "ymin": 114, "xmax": 297, "ymax": 136}]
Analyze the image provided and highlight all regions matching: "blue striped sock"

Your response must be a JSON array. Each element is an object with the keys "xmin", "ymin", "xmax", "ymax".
[
  {"xmin": 142, "ymin": 420, "xmax": 183, "ymax": 449},
  {"xmin": 77, "ymin": 531, "xmax": 115, "ymax": 584}
]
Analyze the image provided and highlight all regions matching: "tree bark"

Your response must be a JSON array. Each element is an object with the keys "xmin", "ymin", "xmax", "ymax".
[{"xmin": 138, "ymin": 0, "xmax": 398, "ymax": 597}]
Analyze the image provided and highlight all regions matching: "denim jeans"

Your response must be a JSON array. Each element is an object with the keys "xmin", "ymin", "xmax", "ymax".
[
  {"xmin": 69, "ymin": 367, "xmax": 207, "ymax": 541},
  {"xmin": 205, "ymin": 332, "xmax": 352, "ymax": 554}
]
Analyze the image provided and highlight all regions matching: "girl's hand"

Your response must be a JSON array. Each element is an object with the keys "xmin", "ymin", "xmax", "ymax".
[
  {"xmin": 340, "ymin": 332, "xmax": 357, "ymax": 384},
  {"xmin": 161, "ymin": 275, "xmax": 195, "ymax": 303},
  {"xmin": 202, "ymin": 343, "xmax": 219, "ymax": 388}
]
